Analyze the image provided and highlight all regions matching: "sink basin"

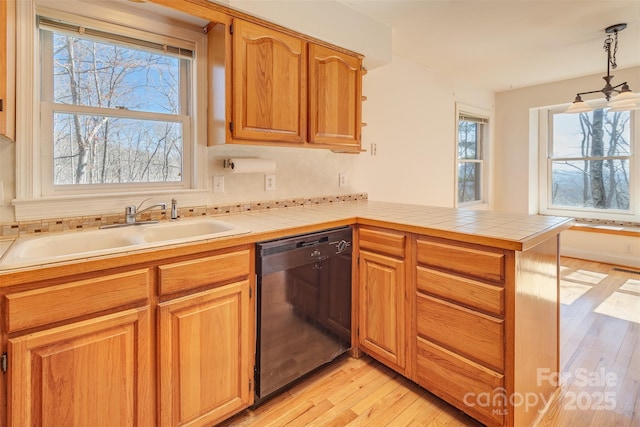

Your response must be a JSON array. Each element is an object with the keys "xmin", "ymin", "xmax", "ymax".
[
  {"xmin": 0, "ymin": 227, "xmax": 144, "ymax": 268},
  {"xmin": 0, "ymin": 219, "xmax": 250, "ymax": 270},
  {"xmin": 141, "ymin": 219, "xmax": 247, "ymax": 243}
]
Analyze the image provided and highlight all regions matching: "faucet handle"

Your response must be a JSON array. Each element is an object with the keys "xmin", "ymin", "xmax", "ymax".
[
  {"xmin": 125, "ymin": 205, "xmax": 137, "ymax": 224},
  {"xmin": 171, "ymin": 198, "xmax": 178, "ymax": 220}
]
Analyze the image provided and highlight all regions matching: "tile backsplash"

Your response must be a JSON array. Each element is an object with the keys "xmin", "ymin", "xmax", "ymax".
[{"xmin": 0, "ymin": 192, "xmax": 368, "ymax": 238}]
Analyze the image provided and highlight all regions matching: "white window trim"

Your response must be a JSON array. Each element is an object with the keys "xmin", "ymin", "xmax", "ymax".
[
  {"xmin": 13, "ymin": 0, "xmax": 209, "ymax": 220},
  {"xmin": 538, "ymin": 103, "xmax": 640, "ymax": 223},
  {"xmin": 454, "ymin": 102, "xmax": 493, "ymax": 209}
]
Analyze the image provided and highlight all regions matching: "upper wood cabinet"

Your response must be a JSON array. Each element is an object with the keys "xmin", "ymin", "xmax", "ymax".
[
  {"xmin": 231, "ymin": 19, "xmax": 307, "ymax": 144},
  {"xmin": 309, "ymin": 44, "xmax": 362, "ymax": 148},
  {"xmin": 228, "ymin": 18, "xmax": 363, "ymax": 151},
  {"xmin": 0, "ymin": 0, "xmax": 15, "ymax": 140}
]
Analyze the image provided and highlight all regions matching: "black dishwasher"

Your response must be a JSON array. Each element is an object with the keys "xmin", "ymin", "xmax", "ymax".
[{"xmin": 255, "ymin": 226, "xmax": 352, "ymax": 405}]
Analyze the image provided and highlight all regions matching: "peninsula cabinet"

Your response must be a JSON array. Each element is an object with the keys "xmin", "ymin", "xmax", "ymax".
[
  {"xmin": 357, "ymin": 226, "xmax": 409, "ymax": 375},
  {"xmin": 410, "ymin": 234, "xmax": 560, "ymax": 427}
]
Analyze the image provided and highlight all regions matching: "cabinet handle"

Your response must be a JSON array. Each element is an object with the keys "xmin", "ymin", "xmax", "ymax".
[{"xmin": 0, "ymin": 99, "xmax": 3, "ymax": 112}]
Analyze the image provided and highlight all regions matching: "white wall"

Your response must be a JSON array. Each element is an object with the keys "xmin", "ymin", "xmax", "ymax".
[
  {"xmin": 495, "ymin": 66, "xmax": 640, "ymax": 267},
  {"xmin": 352, "ymin": 54, "xmax": 494, "ymax": 206},
  {"xmin": 205, "ymin": 144, "xmax": 358, "ymax": 204}
]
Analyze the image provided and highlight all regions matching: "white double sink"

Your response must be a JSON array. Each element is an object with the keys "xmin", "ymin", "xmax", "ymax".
[{"xmin": 0, "ymin": 219, "xmax": 251, "ymax": 270}]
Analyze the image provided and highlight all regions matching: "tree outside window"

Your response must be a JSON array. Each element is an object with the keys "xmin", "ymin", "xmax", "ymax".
[
  {"xmin": 550, "ymin": 109, "xmax": 631, "ymax": 211},
  {"xmin": 40, "ymin": 18, "xmax": 192, "ymax": 189}
]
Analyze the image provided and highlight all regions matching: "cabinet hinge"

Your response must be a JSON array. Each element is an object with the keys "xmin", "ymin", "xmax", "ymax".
[
  {"xmin": 229, "ymin": 24, "xmax": 234, "ymax": 35},
  {"xmin": 249, "ymin": 379, "xmax": 252, "ymax": 392},
  {"xmin": 249, "ymin": 286, "xmax": 252, "ymax": 298},
  {"xmin": 229, "ymin": 122, "xmax": 234, "ymax": 132},
  {"xmin": 1, "ymin": 353, "xmax": 7, "ymax": 373}
]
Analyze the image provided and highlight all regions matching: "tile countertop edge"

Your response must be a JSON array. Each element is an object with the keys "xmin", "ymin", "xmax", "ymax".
[
  {"xmin": 354, "ymin": 217, "xmax": 575, "ymax": 251},
  {"xmin": 0, "ymin": 202, "xmax": 575, "ymax": 281}
]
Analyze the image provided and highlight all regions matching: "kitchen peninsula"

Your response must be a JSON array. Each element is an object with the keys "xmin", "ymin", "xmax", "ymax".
[{"xmin": 0, "ymin": 200, "xmax": 573, "ymax": 427}]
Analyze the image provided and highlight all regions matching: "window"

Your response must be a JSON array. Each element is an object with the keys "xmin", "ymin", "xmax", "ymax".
[
  {"xmin": 14, "ymin": 1, "xmax": 209, "ymax": 219},
  {"xmin": 39, "ymin": 17, "xmax": 193, "ymax": 193},
  {"xmin": 541, "ymin": 105, "xmax": 639, "ymax": 222},
  {"xmin": 456, "ymin": 107, "xmax": 489, "ymax": 206}
]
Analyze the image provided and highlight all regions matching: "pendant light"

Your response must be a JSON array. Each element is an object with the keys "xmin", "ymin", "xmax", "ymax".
[{"xmin": 565, "ymin": 23, "xmax": 639, "ymax": 113}]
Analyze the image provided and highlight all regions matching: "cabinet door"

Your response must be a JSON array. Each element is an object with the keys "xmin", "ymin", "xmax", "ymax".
[
  {"xmin": 158, "ymin": 280, "xmax": 252, "ymax": 427},
  {"xmin": 308, "ymin": 44, "xmax": 361, "ymax": 148},
  {"xmin": 358, "ymin": 250, "xmax": 406, "ymax": 373},
  {"xmin": 232, "ymin": 19, "xmax": 307, "ymax": 143},
  {"xmin": 0, "ymin": 0, "xmax": 15, "ymax": 140},
  {"xmin": 8, "ymin": 307, "xmax": 152, "ymax": 427}
]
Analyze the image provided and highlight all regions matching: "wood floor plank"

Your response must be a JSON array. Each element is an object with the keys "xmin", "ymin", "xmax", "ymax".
[{"xmin": 222, "ymin": 258, "xmax": 640, "ymax": 427}]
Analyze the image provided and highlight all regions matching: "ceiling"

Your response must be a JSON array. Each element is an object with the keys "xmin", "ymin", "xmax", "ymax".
[{"xmin": 341, "ymin": 0, "xmax": 640, "ymax": 92}]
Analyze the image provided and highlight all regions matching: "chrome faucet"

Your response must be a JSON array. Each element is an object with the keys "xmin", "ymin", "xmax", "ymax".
[{"xmin": 125, "ymin": 199, "xmax": 167, "ymax": 224}]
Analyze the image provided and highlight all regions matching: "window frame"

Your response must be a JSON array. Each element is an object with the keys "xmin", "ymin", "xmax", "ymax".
[
  {"xmin": 538, "ymin": 103, "xmax": 640, "ymax": 223},
  {"xmin": 14, "ymin": 0, "xmax": 209, "ymax": 220},
  {"xmin": 454, "ymin": 103, "xmax": 492, "ymax": 208}
]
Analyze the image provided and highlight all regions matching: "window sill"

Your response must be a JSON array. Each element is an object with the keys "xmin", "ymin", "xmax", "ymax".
[
  {"xmin": 12, "ymin": 190, "xmax": 209, "ymax": 221},
  {"xmin": 570, "ymin": 223, "xmax": 640, "ymax": 238}
]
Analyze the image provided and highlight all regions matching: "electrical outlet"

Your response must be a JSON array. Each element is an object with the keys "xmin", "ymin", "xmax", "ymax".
[
  {"xmin": 370, "ymin": 143, "xmax": 377, "ymax": 156},
  {"xmin": 624, "ymin": 244, "xmax": 634, "ymax": 253},
  {"xmin": 265, "ymin": 174, "xmax": 276, "ymax": 191},
  {"xmin": 339, "ymin": 172, "xmax": 347, "ymax": 188},
  {"xmin": 213, "ymin": 175, "xmax": 225, "ymax": 193}
]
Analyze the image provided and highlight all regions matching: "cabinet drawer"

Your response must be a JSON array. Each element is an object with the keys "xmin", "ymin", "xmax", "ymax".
[
  {"xmin": 416, "ymin": 238, "xmax": 504, "ymax": 283},
  {"xmin": 358, "ymin": 228, "xmax": 405, "ymax": 258},
  {"xmin": 416, "ymin": 337, "xmax": 505, "ymax": 427},
  {"xmin": 417, "ymin": 266, "xmax": 504, "ymax": 316},
  {"xmin": 416, "ymin": 293, "xmax": 504, "ymax": 371},
  {"xmin": 158, "ymin": 249, "xmax": 251, "ymax": 296},
  {"xmin": 5, "ymin": 269, "xmax": 150, "ymax": 333}
]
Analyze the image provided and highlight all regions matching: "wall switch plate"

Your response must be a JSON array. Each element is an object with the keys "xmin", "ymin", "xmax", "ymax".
[
  {"xmin": 265, "ymin": 174, "xmax": 276, "ymax": 191},
  {"xmin": 339, "ymin": 172, "xmax": 347, "ymax": 188},
  {"xmin": 213, "ymin": 175, "xmax": 225, "ymax": 193}
]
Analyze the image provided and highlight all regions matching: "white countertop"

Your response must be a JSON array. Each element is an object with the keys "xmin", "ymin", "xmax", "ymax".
[{"xmin": 0, "ymin": 200, "xmax": 574, "ymax": 272}]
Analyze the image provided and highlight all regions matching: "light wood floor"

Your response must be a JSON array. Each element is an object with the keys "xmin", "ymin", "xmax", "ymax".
[{"xmin": 222, "ymin": 258, "xmax": 640, "ymax": 426}]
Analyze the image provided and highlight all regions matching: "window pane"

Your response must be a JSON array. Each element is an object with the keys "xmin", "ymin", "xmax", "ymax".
[
  {"xmin": 458, "ymin": 162, "xmax": 481, "ymax": 203},
  {"xmin": 458, "ymin": 121, "xmax": 480, "ymax": 159},
  {"xmin": 51, "ymin": 32, "xmax": 182, "ymax": 114},
  {"xmin": 53, "ymin": 113, "xmax": 183, "ymax": 185},
  {"xmin": 552, "ymin": 109, "xmax": 631, "ymax": 158},
  {"xmin": 550, "ymin": 159, "xmax": 630, "ymax": 210}
]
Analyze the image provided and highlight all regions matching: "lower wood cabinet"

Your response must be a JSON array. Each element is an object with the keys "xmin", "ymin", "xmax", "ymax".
[
  {"xmin": 1, "ymin": 244, "xmax": 255, "ymax": 427},
  {"xmin": 157, "ymin": 280, "xmax": 252, "ymax": 427},
  {"xmin": 357, "ymin": 227, "xmax": 408, "ymax": 375},
  {"xmin": 8, "ymin": 307, "xmax": 152, "ymax": 427},
  {"xmin": 413, "ymin": 236, "xmax": 507, "ymax": 427}
]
